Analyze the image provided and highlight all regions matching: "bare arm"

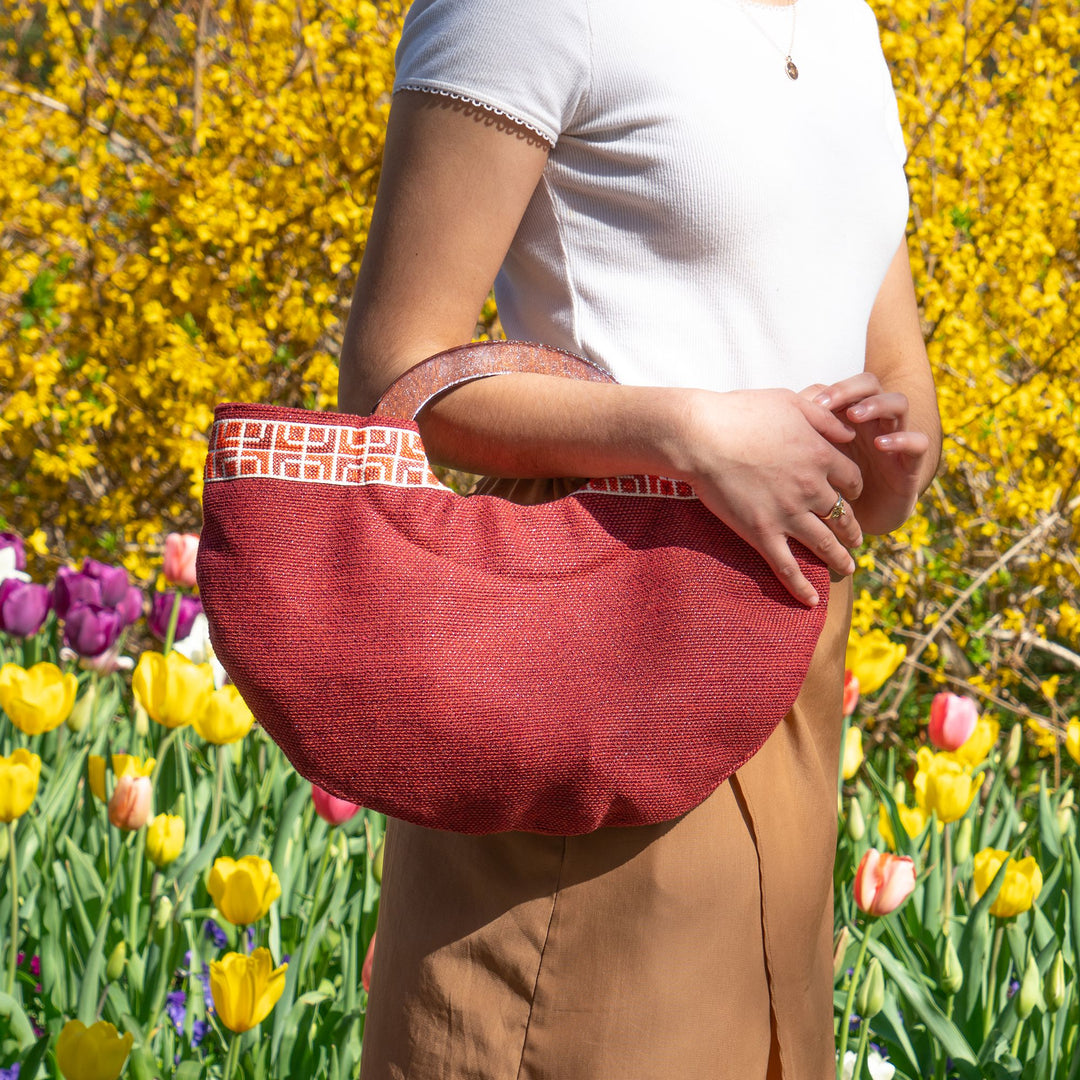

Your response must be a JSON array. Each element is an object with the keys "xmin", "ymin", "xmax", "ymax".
[{"xmin": 340, "ymin": 92, "xmax": 870, "ymax": 606}]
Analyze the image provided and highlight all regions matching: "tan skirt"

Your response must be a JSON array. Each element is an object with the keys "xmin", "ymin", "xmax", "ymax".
[{"xmin": 361, "ymin": 575, "xmax": 852, "ymax": 1080}]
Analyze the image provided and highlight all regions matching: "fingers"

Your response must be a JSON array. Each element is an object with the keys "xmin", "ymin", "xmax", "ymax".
[
  {"xmin": 813, "ymin": 492, "xmax": 864, "ymax": 552},
  {"xmin": 810, "ymin": 373, "xmax": 882, "ymax": 411},
  {"xmin": 845, "ymin": 392, "xmax": 909, "ymax": 428},
  {"xmin": 759, "ymin": 512, "xmax": 861, "ymax": 608},
  {"xmin": 797, "ymin": 397, "xmax": 856, "ymax": 444}
]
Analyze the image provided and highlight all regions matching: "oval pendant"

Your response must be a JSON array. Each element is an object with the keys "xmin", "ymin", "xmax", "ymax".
[{"xmin": 785, "ymin": 57, "xmax": 799, "ymax": 80}]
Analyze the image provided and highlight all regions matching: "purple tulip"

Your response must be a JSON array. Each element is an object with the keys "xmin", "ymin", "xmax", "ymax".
[
  {"xmin": 82, "ymin": 558, "xmax": 131, "ymax": 608},
  {"xmin": 63, "ymin": 601, "xmax": 123, "ymax": 658},
  {"xmin": 149, "ymin": 591, "xmax": 203, "ymax": 643},
  {"xmin": 0, "ymin": 580, "xmax": 51, "ymax": 638},
  {"xmin": 116, "ymin": 585, "xmax": 145, "ymax": 626},
  {"xmin": 53, "ymin": 567, "xmax": 102, "ymax": 618},
  {"xmin": 0, "ymin": 533, "xmax": 26, "ymax": 572}
]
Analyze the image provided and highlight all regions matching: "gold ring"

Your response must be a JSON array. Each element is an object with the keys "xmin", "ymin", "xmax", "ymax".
[{"xmin": 819, "ymin": 493, "xmax": 846, "ymax": 521}]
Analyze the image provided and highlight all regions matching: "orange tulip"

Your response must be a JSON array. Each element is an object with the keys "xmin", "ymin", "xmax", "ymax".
[
  {"xmin": 854, "ymin": 848, "xmax": 916, "ymax": 916},
  {"xmin": 108, "ymin": 775, "xmax": 153, "ymax": 830}
]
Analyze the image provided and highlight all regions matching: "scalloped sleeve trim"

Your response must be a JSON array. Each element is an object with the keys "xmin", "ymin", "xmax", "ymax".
[{"xmin": 394, "ymin": 83, "xmax": 558, "ymax": 148}]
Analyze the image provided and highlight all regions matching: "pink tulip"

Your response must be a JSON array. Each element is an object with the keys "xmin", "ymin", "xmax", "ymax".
[
  {"xmin": 843, "ymin": 669, "xmax": 860, "ymax": 716},
  {"xmin": 362, "ymin": 932, "xmax": 376, "ymax": 993},
  {"xmin": 164, "ymin": 533, "xmax": 200, "ymax": 589},
  {"xmin": 108, "ymin": 775, "xmax": 154, "ymax": 830},
  {"xmin": 311, "ymin": 784, "xmax": 361, "ymax": 826},
  {"xmin": 854, "ymin": 848, "xmax": 916, "ymax": 916},
  {"xmin": 928, "ymin": 692, "xmax": 979, "ymax": 752}
]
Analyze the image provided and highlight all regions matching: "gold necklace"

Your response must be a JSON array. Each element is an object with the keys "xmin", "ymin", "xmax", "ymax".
[{"xmin": 736, "ymin": 0, "xmax": 799, "ymax": 81}]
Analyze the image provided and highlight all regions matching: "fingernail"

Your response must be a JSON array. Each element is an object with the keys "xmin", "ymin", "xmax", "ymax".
[
  {"xmin": 807, "ymin": 591, "xmax": 820, "ymax": 607},
  {"xmin": 848, "ymin": 405, "xmax": 867, "ymax": 419},
  {"xmin": 877, "ymin": 435, "xmax": 896, "ymax": 449},
  {"xmin": 813, "ymin": 394, "xmax": 831, "ymax": 408}
]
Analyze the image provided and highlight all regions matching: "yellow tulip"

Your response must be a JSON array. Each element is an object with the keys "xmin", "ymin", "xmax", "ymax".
[
  {"xmin": 845, "ymin": 630, "xmax": 906, "ymax": 695},
  {"xmin": 209, "ymin": 948, "xmax": 288, "ymax": 1033},
  {"xmin": 841, "ymin": 727, "xmax": 863, "ymax": 781},
  {"xmin": 1066, "ymin": 719, "xmax": 1080, "ymax": 767},
  {"xmin": 952, "ymin": 715, "xmax": 1000, "ymax": 768},
  {"xmin": 913, "ymin": 747, "xmax": 982, "ymax": 824},
  {"xmin": 193, "ymin": 684, "xmax": 254, "ymax": 745},
  {"xmin": 132, "ymin": 650, "xmax": 214, "ymax": 729},
  {"xmin": 146, "ymin": 813, "xmax": 185, "ymax": 867},
  {"xmin": 973, "ymin": 848, "xmax": 1043, "ymax": 918},
  {"xmin": 56, "ymin": 1019, "xmax": 134, "ymax": 1080},
  {"xmin": 87, "ymin": 753, "xmax": 156, "ymax": 803},
  {"xmin": 877, "ymin": 803, "xmax": 932, "ymax": 851},
  {"xmin": 0, "ymin": 749, "xmax": 41, "ymax": 822},
  {"xmin": 0, "ymin": 662, "xmax": 78, "ymax": 735},
  {"xmin": 208, "ymin": 855, "xmax": 281, "ymax": 925}
]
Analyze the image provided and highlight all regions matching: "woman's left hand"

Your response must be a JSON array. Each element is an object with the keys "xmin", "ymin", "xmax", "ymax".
[{"xmin": 802, "ymin": 373, "xmax": 933, "ymax": 535}]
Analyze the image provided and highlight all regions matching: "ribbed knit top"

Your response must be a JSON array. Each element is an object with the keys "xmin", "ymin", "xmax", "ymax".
[{"xmin": 394, "ymin": 0, "xmax": 910, "ymax": 393}]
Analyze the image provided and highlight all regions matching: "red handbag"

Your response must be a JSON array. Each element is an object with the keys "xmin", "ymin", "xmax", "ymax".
[{"xmin": 197, "ymin": 341, "xmax": 829, "ymax": 835}]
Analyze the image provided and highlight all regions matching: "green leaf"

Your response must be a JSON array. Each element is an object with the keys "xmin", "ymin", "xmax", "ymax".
[
  {"xmin": 76, "ymin": 910, "xmax": 110, "ymax": 1025},
  {"xmin": 0, "ymin": 991, "xmax": 37, "ymax": 1049},
  {"xmin": 174, "ymin": 826, "xmax": 226, "ymax": 901},
  {"xmin": 1038, "ymin": 773, "xmax": 1061, "ymax": 860},
  {"xmin": 867, "ymin": 937, "xmax": 978, "ymax": 1064},
  {"xmin": 15, "ymin": 1032, "xmax": 51, "ymax": 1079}
]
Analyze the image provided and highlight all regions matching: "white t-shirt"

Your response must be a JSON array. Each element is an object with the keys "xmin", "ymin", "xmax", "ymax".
[{"xmin": 395, "ymin": 0, "xmax": 910, "ymax": 393}]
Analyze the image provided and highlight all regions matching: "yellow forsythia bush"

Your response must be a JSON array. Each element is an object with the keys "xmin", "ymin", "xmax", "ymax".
[{"xmin": 0, "ymin": 0, "xmax": 1077, "ymax": 727}]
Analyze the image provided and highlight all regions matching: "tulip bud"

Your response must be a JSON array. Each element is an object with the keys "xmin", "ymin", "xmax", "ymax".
[
  {"xmin": 66, "ymin": 683, "xmax": 97, "ymax": 733},
  {"xmin": 106, "ymin": 941, "xmax": 127, "ymax": 981},
  {"xmin": 154, "ymin": 895, "xmax": 174, "ymax": 930},
  {"xmin": 939, "ymin": 936, "xmax": 963, "ymax": 995},
  {"xmin": 1003, "ymin": 724, "xmax": 1022, "ymax": 770},
  {"xmin": 0, "ymin": 825, "xmax": 8, "ymax": 863},
  {"xmin": 846, "ymin": 798, "xmax": 866, "ymax": 842},
  {"xmin": 372, "ymin": 836, "xmax": 385, "ymax": 884},
  {"xmin": 893, "ymin": 780, "xmax": 906, "ymax": 805},
  {"xmin": 1060, "ymin": 790, "xmax": 1075, "ymax": 811},
  {"xmin": 953, "ymin": 817, "xmax": 973, "ymax": 865},
  {"xmin": 1057, "ymin": 805, "xmax": 1074, "ymax": 838},
  {"xmin": 833, "ymin": 926, "xmax": 851, "ymax": 982},
  {"xmin": 134, "ymin": 701, "xmax": 150, "ymax": 737},
  {"xmin": 1045, "ymin": 951, "xmax": 1066, "ymax": 1011},
  {"xmin": 1017, "ymin": 953, "xmax": 1044, "ymax": 1020},
  {"xmin": 857, "ymin": 958, "xmax": 885, "ymax": 1018}
]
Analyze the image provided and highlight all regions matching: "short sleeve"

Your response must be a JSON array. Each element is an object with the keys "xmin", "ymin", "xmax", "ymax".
[
  {"xmin": 876, "ymin": 48, "xmax": 908, "ymax": 166},
  {"xmin": 393, "ymin": 0, "xmax": 591, "ymax": 147}
]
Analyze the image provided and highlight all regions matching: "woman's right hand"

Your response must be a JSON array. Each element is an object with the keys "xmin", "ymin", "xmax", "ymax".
[{"xmin": 677, "ymin": 388, "xmax": 865, "ymax": 607}]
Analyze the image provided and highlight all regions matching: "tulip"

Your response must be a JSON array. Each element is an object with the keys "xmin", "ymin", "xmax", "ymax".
[
  {"xmin": 108, "ymin": 774, "xmax": 153, "ymax": 830},
  {"xmin": 56, "ymin": 1019, "xmax": 134, "ymax": 1080},
  {"xmin": 146, "ymin": 813, "xmax": 186, "ymax": 866},
  {"xmin": 312, "ymin": 783, "xmax": 361, "ymax": 826},
  {"xmin": 845, "ymin": 798, "xmax": 866, "ymax": 842},
  {"xmin": 0, "ymin": 749, "xmax": 41, "ymax": 822},
  {"xmin": 1067, "ymin": 719, "xmax": 1080, "ymax": 767},
  {"xmin": 953, "ymin": 816, "xmax": 973, "ymax": 864},
  {"xmin": 88, "ymin": 753, "xmax": 156, "ymax": 803},
  {"xmin": 939, "ymin": 935, "xmax": 963, "ymax": 995},
  {"xmin": 174, "ymin": 613, "xmax": 227, "ymax": 687},
  {"xmin": 133, "ymin": 650, "xmax": 214, "ymax": 728},
  {"xmin": 66, "ymin": 684, "xmax": 96, "ymax": 732},
  {"xmin": 0, "ymin": 579, "xmax": 51, "ymax": 637},
  {"xmin": 81, "ymin": 559, "xmax": 130, "ymax": 608},
  {"xmin": 362, "ymin": 932, "xmax": 376, "ymax": 993},
  {"xmin": 0, "ymin": 533, "xmax": 26, "ymax": 573},
  {"xmin": 877, "ymin": 803, "xmax": 931, "ymax": 851},
  {"xmin": 52, "ymin": 567, "xmax": 102, "ymax": 618},
  {"xmin": 928, "ymin": 692, "xmax": 979, "ymax": 751},
  {"xmin": 951, "ymin": 715, "xmax": 1000, "ymax": 768},
  {"xmin": 193, "ymin": 685, "xmax": 254, "ymax": 745},
  {"xmin": 845, "ymin": 630, "xmax": 906, "ymax": 695},
  {"xmin": 1016, "ymin": 953, "xmax": 1043, "ymax": 1020},
  {"xmin": 841, "ymin": 727, "xmax": 863, "ymax": 781},
  {"xmin": 972, "ymin": 848, "xmax": 1043, "ymax": 918},
  {"xmin": 857, "ymin": 957, "xmax": 884, "ymax": 1018},
  {"xmin": 164, "ymin": 533, "xmax": 200, "ymax": 588},
  {"xmin": 63, "ymin": 601, "xmax": 123, "ymax": 658},
  {"xmin": 115, "ymin": 585, "xmax": 145, "ymax": 627},
  {"xmin": 208, "ymin": 855, "xmax": 281, "ymax": 925},
  {"xmin": 0, "ymin": 662, "xmax": 78, "ymax": 734},
  {"xmin": 209, "ymin": 947, "xmax": 287, "ymax": 1032},
  {"xmin": 148, "ymin": 591, "xmax": 202, "ymax": 643},
  {"xmin": 106, "ymin": 942, "xmax": 127, "ymax": 982},
  {"xmin": 842, "ymin": 669, "xmax": 860, "ymax": 716},
  {"xmin": 913, "ymin": 747, "xmax": 982, "ymax": 824},
  {"xmin": 1045, "ymin": 951, "xmax": 1066, "ymax": 1011},
  {"xmin": 853, "ymin": 848, "xmax": 916, "ymax": 916}
]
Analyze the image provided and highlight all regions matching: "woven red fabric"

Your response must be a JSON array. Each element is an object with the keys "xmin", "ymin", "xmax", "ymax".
[{"xmin": 198, "ymin": 402, "xmax": 830, "ymax": 835}]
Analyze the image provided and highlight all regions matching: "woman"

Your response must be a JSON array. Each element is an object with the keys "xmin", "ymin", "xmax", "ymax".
[{"xmin": 340, "ymin": 0, "xmax": 941, "ymax": 1075}]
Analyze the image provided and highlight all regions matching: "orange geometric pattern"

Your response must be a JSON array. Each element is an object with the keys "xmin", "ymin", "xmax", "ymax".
[{"xmin": 205, "ymin": 417, "xmax": 697, "ymax": 498}]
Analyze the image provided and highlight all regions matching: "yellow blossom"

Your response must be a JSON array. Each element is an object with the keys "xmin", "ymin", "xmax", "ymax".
[
  {"xmin": 208, "ymin": 855, "xmax": 281, "ymax": 925},
  {"xmin": 1025, "ymin": 720, "xmax": 1058, "ymax": 758},
  {"xmin": 87, "ymin": 754, "xmax": 156, "ymax": 803},
  {"xmin": 914, "ymin": 747, "xmax": 982, "ymax": 824},
  {"xmin": 1067, "ymin": 719, "xmax": 1080, "ymax": 767},
  {"xmin": 209, "ymin": 948, "xmax": 288, "ymax": 1033},
  {"xmin": 972, "ymin": 848, "xmax": 1043, "ymax": 918},
  {"xmin": 0, "ymin": 662, "xmax": 78, "ymax": 734},
  {"xmin": 56, "ymin": 1019, "xmax": 134, "ymax": 1080},
  {"xmin": 193, "ymin": 684, "xmax": 255, "ymax": 745},
  {"xmin": 0, "ymin": 749, "xmax": 41, "ymax": 822},
  {"xmin": 845, "ymin": 630, "xmax": 906, "ymax": 695},
  {"xmin": 146, "ymin": 813, "xmax": 186, "ymax": 867},
  {"xmin": 842, "ymin": 727, "xmax": 863, "ymax": 780},
  {"xmin": 133, "ymin": 651, "xmax": 214, "ymax": 729},
  {"xmin": 951, "ymin": 715, "xmax": 1000, "ymax": 768},
  {"xmin": 877, "ymin": 803, "xmax": 933, "ymax": 851}
]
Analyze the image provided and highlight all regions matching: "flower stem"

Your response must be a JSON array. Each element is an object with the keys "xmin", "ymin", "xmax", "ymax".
[
  {"xmin": 163, "ymin": 593, "xmax": 182, "ymax": 655},
  {"xmin": 942, "ymin": 822, "xmax": 953, "ymax": 935},
  {"xmin": 1010, "ymin": 1016, "xmax": 1024, "ymax": 1058},
  {"xmin": 5, "ymin": 821, "xmax": 17, "ymax": 996},
  {"xmin": 299, "ymin": 836, "xmax": 334, "ymax": 984},
  {"xmin": 128, "ymin": 828, "xmax": 145, "ymax": 942},
  {"xmin": 208, "ymin": 744, "xmax": 226, "ymax": 839},
  {"xmin": 837, "ymin": 924, "xmax": 872, "ymax": 1075},
  {"xmin": 983, "ymin": 925, "xmax": 1005, "ymax": 1040},
  {"xmin": 851, "ymin": 1009, "xmax": 871, "ymax": 1080},
  {"xmin": 223, "ymin": 1030, "xmax": 242, "ymax": 1080}
]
